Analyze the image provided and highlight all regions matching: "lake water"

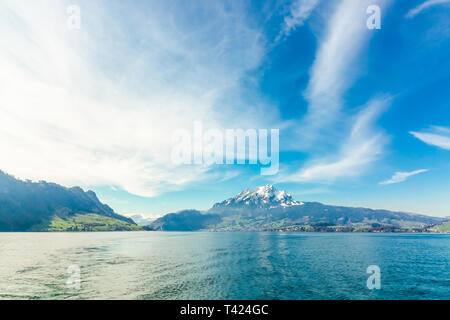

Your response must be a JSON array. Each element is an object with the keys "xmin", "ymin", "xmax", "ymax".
[{"xmin": 0, "ymin": 232, "xmax": 449, "ymax": 300}]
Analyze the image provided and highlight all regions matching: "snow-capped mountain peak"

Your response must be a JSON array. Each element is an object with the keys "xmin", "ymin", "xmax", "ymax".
[{"xmin": 213, "ymin": 185, "xmax": 304, "ymax": 209}]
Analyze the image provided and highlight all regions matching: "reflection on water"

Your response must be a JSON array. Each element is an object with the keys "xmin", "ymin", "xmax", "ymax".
[{"xmin": 0, "ymin": 232, "xmax": 449, "ymax": 299}]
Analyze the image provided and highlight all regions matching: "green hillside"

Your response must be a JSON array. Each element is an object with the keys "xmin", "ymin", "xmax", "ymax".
[
  {"xmin": 30, "ymin": 213, "xmax": 143, "ymax": 232},
  {"xmin": 429, "ymin": 222, "xmax": 450, "ymax": 233}
]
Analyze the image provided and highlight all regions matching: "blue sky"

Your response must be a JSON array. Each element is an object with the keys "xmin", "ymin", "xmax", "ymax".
[{"xmin": 0, "ymin": 0, "xmax": 449, "ymax": 217}]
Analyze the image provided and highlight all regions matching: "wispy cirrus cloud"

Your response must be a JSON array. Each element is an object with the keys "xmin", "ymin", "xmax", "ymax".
[
  {"xmin": 282, "ymin": 96, "xmax": 391, "ymax": 183},
  {"xmin": 298, "ymin": 0, "xmax": 389, "ymax": 146},
  {"xmin": 379, "ymin": 169, "xmax": 429, "ymax": 185},
  {"xmin": 278, "ymin": 0, "xmax": 319, "ymax": 39},
  {"xmin": 410, "ymin": 126, "xmax": 450, "ymax": 150},
  {"xmin": 406, "ymin": 0, "xmax": 450, "ymax": 18},
  {"xmin": 283, "ymin": 0, "xmax": 391, "ymax": 183}
]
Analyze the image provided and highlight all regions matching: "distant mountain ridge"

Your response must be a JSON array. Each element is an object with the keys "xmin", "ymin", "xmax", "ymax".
[
  {"xmin": 150, "ymin": 185, "xmax": 446, "ymax": 232},
  {"xmin": 0, "ymin": 171, "xmax": 139, "ymax": 231}
]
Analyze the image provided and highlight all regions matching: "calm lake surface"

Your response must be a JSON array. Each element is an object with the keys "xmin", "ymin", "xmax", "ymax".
[{"xmin": 0, "ymin": 232, "xmax": 449, "ymax": 300}]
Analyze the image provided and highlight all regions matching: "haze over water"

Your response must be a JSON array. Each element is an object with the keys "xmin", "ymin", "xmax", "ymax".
[{"xmin": 0, "ymin": 232, "xmax": 449, "ymax": 300}]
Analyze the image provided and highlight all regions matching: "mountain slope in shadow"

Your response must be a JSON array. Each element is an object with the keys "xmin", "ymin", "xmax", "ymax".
[{"xmin": 0, "ymin": 171, "xmax": 139, "ymax": 231}]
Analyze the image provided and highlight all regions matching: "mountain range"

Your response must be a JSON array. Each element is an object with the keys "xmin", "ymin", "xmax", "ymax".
[
  {"xmin": 0, "ymin": 170, "xmax": 448, "ymax": 233},
  {"xmin": 0, "ymin": 171, "xmax": 140, "ymax": 231},
  {"xmin": 149, "ymin": 185, "xmax": 448, "ymax": 232}
]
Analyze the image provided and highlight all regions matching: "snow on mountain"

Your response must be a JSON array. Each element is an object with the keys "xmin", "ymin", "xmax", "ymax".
[{"xmin": 213, "ymin": 184, "xmax": 304, "ymax": 209}]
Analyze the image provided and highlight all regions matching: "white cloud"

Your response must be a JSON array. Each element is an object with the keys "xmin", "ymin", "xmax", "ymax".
[
  {"xmin": 406, "ymin": 0, "xmax": 450, "ymax": 18},
  {"xmin": 281, "ymin": 0, "xmax": 391, "ymax": 183},
  {"xmin": 380, "ymin": 169, "xmax": 429, "ymax": 185},
  {"xmin": 0, "ymin": 0, "xmax": 275, "ymax": 197},
  {"xmin": 279, "ymin": 0, "xmax": 319, "ymax": 38},
  {"xmin": 410, "ymin": 126, "xmax": 450, "ymax": 150},
  {"xmin": 283, "ymin": 96, "xmax": 390, "ymax": 182},
  {"xmin": 297, "ymin": 0, "xmax": 390, "ymax": 147}
]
